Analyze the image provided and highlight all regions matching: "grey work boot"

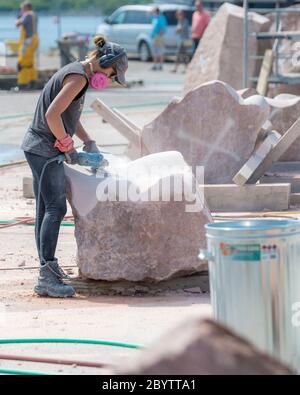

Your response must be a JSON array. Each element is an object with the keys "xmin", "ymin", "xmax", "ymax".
[{"xmin": 34, "ymin": 259, "xmax": 75, "ymax": 298}]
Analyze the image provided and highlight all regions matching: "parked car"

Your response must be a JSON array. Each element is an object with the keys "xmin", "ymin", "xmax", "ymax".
[{"xmin": 96, "ymin": 4, "xmax": 195, "ymax": 61}]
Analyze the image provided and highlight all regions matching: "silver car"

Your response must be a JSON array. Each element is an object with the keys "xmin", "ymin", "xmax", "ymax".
[{"xmin": 96, "ymin": 3, "xmax": 194, "ymax": 61}]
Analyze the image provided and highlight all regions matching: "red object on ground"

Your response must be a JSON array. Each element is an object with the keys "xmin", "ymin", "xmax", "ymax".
[
  {"xmin": 0, "ymin": 66, "xmax": 17, "ymax": 75},
  {"xmin": 0, "ymin": 216, "xmax": 74, "ymax": 229},
  {"xmin": 0, "ymin": 353, "xmax": 111, "ymax": 369}
]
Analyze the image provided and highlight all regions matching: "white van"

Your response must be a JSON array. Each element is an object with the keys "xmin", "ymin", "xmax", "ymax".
[{"xmin": 97, "ymin": 3, "xmax": 194, "ymax": 61}]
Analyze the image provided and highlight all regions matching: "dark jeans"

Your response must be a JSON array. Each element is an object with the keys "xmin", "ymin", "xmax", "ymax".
[
  {"xmin": 193, "ymin": 38, "xmax": 200, "ymax": 54},
  {"xmin": 24, "ymin": 152, "xmax": 67, "ymax": 264},
  {"xmin": 175, "ymin": 42, "xmax": 190, "ymax": 65}
]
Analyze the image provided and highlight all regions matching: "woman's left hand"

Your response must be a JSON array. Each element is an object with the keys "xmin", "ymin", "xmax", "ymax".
[{"xmin": 83, "ymin": 140, "xmax": 100, "ymax": 154}]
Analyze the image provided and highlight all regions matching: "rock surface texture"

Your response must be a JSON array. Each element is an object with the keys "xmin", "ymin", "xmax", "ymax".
[
  {"xmin": 184, "ymin": 3, "xmax": 270, "ymax": 93},
  {"xmin": 266, "ymin": 94, "xmax": 300, "ymax": 161},
  {"xmin": 267, "ymin": 5, "xmax": 300, "ymax": 95},
  {"xmin": 138, "ymin": 81, "xmax": 270, "ymax": 184},
  {"xmin": 269, "ymin": 5, "xmax": 300, "ymax": 75},
  {"xmin": 114, "ymin": 318, "xmax": 294, "ymax": 375},
  {"xmin": 65, "ymin": 151, "xmax": 212, "ymax": 282}
]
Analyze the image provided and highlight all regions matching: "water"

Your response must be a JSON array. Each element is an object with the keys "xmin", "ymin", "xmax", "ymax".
[
  {"xmin": 0, "ymin": 14, "xmax": 103, "ymax": 52},
  {"xmin": 0, "ymin": 144, "xmax": 25, "ymax": 165}
]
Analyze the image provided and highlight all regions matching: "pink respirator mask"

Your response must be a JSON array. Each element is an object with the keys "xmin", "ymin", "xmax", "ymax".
[{"xmin": 89, "ymin": 72, "xmax": 109, "ymax": 91}]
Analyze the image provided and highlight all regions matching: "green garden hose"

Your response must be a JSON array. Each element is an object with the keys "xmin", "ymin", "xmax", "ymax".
[
  {"xmin": 0, "ymin": 220, "xmax": 74, "ymax": 227},
  {"xmin": 0, "ymin": 368, "xmax": 51, "ymax": 376},
  {"xmin": 0, "ymin": 338, "xmax": 144, "ymax": 349},
  {"xmin": 0, "ymin": 338, "xmax": 144, "ymax": 375}
]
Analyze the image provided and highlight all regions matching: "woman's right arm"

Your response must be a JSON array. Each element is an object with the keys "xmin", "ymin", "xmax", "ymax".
[{"xmin": 45, "ymin": 74, "xmax": 87, "ymax": 141}]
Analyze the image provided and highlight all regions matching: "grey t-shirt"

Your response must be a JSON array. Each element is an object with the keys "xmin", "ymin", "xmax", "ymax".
[
  {"xmin": 21, "ymin": 62, "xmax": 89, "ymax": 158},
  {"xmin": 22, "ymin": 13, "xmax": 37, "ymax": 38}
]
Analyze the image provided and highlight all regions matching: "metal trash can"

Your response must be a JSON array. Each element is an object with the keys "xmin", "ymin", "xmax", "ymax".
[{"xmin": 202, "ymin": 219, "xmax": 300, "ymax": 371}]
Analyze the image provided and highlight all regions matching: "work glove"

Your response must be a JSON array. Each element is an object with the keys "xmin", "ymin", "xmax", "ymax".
[
  {"xmin": 64, "ymin": 149, "xmax": 79, "ymax": 165},
  {"xmin": 83, "ymin": 140, "xmax": 100, "ymax": 154}
]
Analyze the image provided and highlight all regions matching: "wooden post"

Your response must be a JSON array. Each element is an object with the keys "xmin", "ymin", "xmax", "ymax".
[
  {"xmin": 256, "ymin": 50, "xmax": 274, "ymax": 96},
  {"xmin": 234, "ymin": 117, "xmax": 300, "ymax": 185},
  {"xmin": 91, "ymin": 99, "xmax": 141, "ymax": 148}
]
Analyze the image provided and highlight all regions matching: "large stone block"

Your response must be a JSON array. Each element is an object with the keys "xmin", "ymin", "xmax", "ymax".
[
  {"xmin": 184, "ymin": 3, "xmax": 270, "ymax": 93},
  {"xmin": 233, "ymin": 130, "xmax": 281, "ymax": 185},
  {"xmin": 114, "ymin": 318, "xmax": 294, "ymax": 375},
  {"xmin": 205, "ymin": 183, "xmax": 290, "ymax": 212},
  {"xmin": 65, "ymin": 151, "xmax": 212, "ymax": 282},
  {"xmin": 139, "ymin": 81, "xmax": 270, "ymax": 184},
  {"xmin": 266, "ymin": 94, "xmax": 300, "ymax": 161}
]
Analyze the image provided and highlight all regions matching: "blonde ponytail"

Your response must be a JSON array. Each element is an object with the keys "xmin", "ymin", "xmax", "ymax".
[
  {"xmin": 88, "ymin": 35, "xmax": 107, "ymax": 60},
  {"xmin": 93, "ymin": 35, "xmax": 106, "ymax": 48}
]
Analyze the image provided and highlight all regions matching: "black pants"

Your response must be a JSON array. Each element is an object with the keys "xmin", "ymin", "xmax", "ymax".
[
  {"xmin": 193, "ymin": 38, "xmax": 200, "ymax": 54},
  {"xmin": 25, "ymin": 152, "xmax": 67, "ymax": 264},
  {"xmin": 175, "ymin": 42, "xmax": 190, "ymax": 65}
]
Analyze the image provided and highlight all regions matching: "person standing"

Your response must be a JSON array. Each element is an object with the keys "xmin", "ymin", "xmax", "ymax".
[
  {"xmin": 15, "ymin": 1, "xmax": 39, "ymax": 90},
  {"xmin": 191, "ymin": 0, "xmax": 210, "ymax": 54},
  {"xmin": 172, "ymin": 10, "xmax": 191, "ymax": 73},
  {"xmin": 150, "ymin": 7, "xmax": 168, "ymax": 71}
]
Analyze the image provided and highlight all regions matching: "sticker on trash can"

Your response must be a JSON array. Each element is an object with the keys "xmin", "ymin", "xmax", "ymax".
[
  {"xmin": 261, "ymin": 244, "xmax": 279, "ymax": 262},
  {"xmin": 220, "ymin": 243, "xmax": 261, "ymax": 262}
]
